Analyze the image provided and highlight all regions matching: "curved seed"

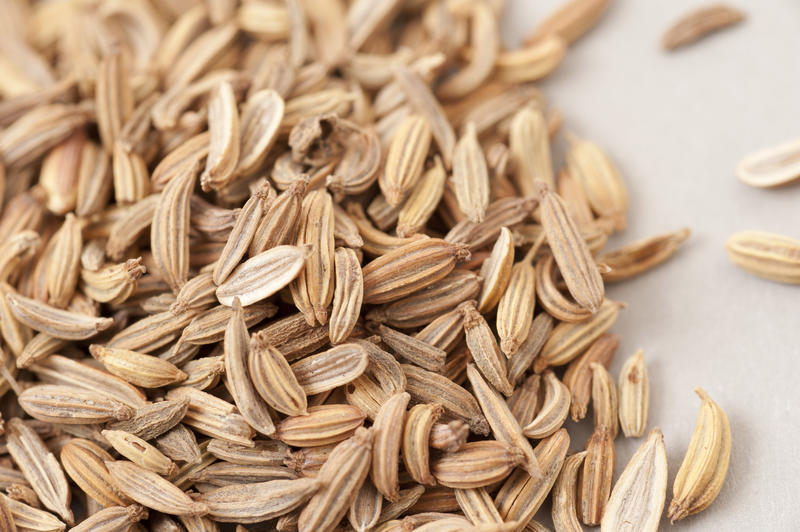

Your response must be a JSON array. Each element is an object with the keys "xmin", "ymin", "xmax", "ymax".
[
  {"xmin": 618, "ymin": 350, "xmax": 649, "ymax": 438},
  {"xmin": 522, "ymin": 371, "xmax": 570, "ymax": 439}
]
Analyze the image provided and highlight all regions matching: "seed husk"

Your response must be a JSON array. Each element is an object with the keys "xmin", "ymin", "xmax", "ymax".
[
  {"xmin": 522, "ymin": 370, "xmax": 570, "ymax": 439},
  {"xmin": 248, "ymin": 332, "xmax": 308, "ymax": 417},
  {"xmin": 668, "ymin": 388, "xmax": 731, "ymax": 523},
  {"xmin": 662, "ymin": 4, "xmax": 745, "ymax": 50},
  {"xmin": 736, "ymin": 138, "xmax": 800, "ymax": 188},
  {"xmin": 618, "ymin": 350, "xmax": 649, "ymax": 438},
  {"xmin": 552, "ymin": 451, "xmax": 586, "ymax": 532},
  {"xmin": 379, "ymin": 114, "xmax": 431, "ymax": 206},
  {"xmin": 599, "ymin": 228, "xmax": 691, "ymax": 282},
  {"xmin": 459, "ymin": 301, "xmax": 513, "ymax": 397},
  {"xmin": 579, "ymin": 425, "xmax": 616, "ymax": 526},
  {"xmin": 590, "ymin": 363, "xmax": 619, "ymax": 438},
  {"xmin": 216, "ymin": 245, "xmax": 310, "ymax": 306},
  {"xmin": 292, "ymin": 343, "xmax": 368, "ymax": 395},
  {"xmin": 725, "ymin": 230, "xmax": 800, "ymax": 284}
]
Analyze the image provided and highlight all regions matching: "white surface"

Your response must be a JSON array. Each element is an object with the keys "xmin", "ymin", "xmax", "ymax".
[{"xmin": 502, "ymin": 1, "xmax": 800, "ymax": 530}]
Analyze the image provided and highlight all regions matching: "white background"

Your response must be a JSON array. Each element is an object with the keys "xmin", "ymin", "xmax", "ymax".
[{"xmin": 502, "ymin": 1, "xmax": 800, "ymax": 529}]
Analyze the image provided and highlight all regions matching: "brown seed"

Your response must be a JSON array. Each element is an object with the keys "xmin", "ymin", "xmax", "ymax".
[
  {"xmin": 402, "ymin": 403, "xmax": 443, "ymax": 486},
  {"xmin": 371, "ymin": 392, "xmax": 410, "ymax": 502},
  {"xmin": 380, "ymin": 114, "xmax": 431, "ymax": 206},
  {"xmin": 329, "ymin": 248, "xmax": 363, "ymax": 344},
  {"xmin": 459, "ymin": 301, "xmax": 513, "ymax": 397},
  {"xmin": 563, "ymin": 333, "xmax": 619, "ymax": 422},
  {"xmin": 662, "ymin": 4, "xmax": 745, "ymax": 50},
  {"xmin": 89, "ymin": 345, "xmax": 187, "ymax": 388},
  {"xmin": 276, "ymin": 405, "xmax": 365, "ymax": 447},
  {"xmin": 248, "ymin": 332, "xmax": 308, "ymax": 417},
  {"xmin": 432, "ymin": 440, "xmax": 525, "ymax": 489},
  {"xmin": 105, "ymin": 460, "xmax": 208, "ymax": 517},
  {"xmin": 378, "ymin": 324, "xmax": 446, "ymax": 372},
  {"xmin": 579, "ymin": 425, "xmax": 616, "ymax": 525}
]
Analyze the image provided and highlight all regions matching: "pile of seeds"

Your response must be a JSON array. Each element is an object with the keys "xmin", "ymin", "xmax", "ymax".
[{"xmin": 0, "ymin": 0, "xmax": 732, "ymax": 531}]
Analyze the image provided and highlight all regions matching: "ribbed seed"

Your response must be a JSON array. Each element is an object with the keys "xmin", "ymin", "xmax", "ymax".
[
  {"xmin": 200, "ymin": 477, "xmax": 321, "ymax": 523},
  {"xmin": 207, "ymin": 439, "xmax": 288, "ymax": 466},
  {"xmin": 80, "ymin": 257, "xmax": 146, "ymax": 304},
  {"xmin": 249, "ymin": 177, "xmax": 308, "ymax": 256},
  {"xmin": 507, "ymin": 373, "xmax": 541, "ymax": 428},
  {"xmin": 495, "ymin": 428, "xmax": 570, "ymax": 529},
  {"xmin": 522, "ymin": 370, "xmax": 570, "ymax": 439},
  {"xmin": 349, "ymin": 478, "xmax": 382, "ymax": 532},
  {"xmin": 378, "ymin": 324, "xmax": 446, "ymax": 372},
  {"xmin": 112, "ymin": 141, "xmax": 150, "ymax": 205},
  {"xmin": 599, "ymin": 228, "xmax": 690, "ymax": 282},
  {"xmin": 290, "ymin": 189, "xmax": 335, "ymax": 325},
  {"xmin": 45, "ymin": 213, "xmax": 82, "ymax": 308},
  {"xmin": 477, "ymin": 227, "xmax": 514, "ymax": 313},
  {"xmin": 402, "ymin": 364, "xmax": 489, "ymax": 435},
  {"xmin": 329, "ymin": 248, "xmax": 363, "ymax": 344},
  {"xmin": 508, "ymin": 313, "xmax": 554, "ymax": 385},
  {"xmin": 19, "ymin": 385, "xmax": 134, "ymax": 425},
  {"xmin": 535, "ymin": 254, "xmax": 592, "ymax": 323},
  {"xmin": 105, "ymin": 460, "xmax": 208, "ymax": 516},
  {"xmin": 467, "ymin": 364, "xmax": 541, "ymax": 479},
  {"xmin": 180, "ymin": 303, "xmax": 276, "ymax": 345},
  {"xmin": 106, "ymin": 399, "xmax": 188, "ymax": 441},
  {"xmin": 563, "ymin": 333, "xmax": 619, "ymax": 421},
  {"xmin": 165, "ymin": 387, "xmax": 255, "ymax": 447},
  {"xmin": 276, "ymin": 405, "xmax": 365, "ymax": 447},
  {"xmin": 535, "ymin": 299, "xmax": 621, "ymax": 370},
  {"xmin": 402, "ymin": 403, "xmax": 443, "ymax": 486},
  {"xmin": 552, "ymin": 451, "xmax": 586, "ymax": 532},
  {"xmin": 509, "ymin": 107, "xmax": 553, "ymax": 194},
  {"xmin": 445, "ymin": 197, "xmax": 537, "ymax": 251},
  {"xmin": 414, "ymin": 308, "xmax": 464, "ymax": 354},
  {"xmin": 101, "ymin": 430, "xmax": 177, "ymax": 477},
  {"xmin": 736, "ymin": 137, "xmax": 800, "ymax": 188},
  {"xmin": 668, "ymin": 388, "xmax": 731, "ymax": 522},
  {"xmin": 591, "ymin": 363, "xmax": 619, "ymax": 438},
  {"xmin": 538, "ymin": 183, "xmax": 604, "ymax": 313},
  {"xmin": 95, "ymin": 49, "xmax": 132, "ymax": 154},
  {"xmin": 0, "ymin": 494, "xmax": 15, "ymax": 532},
  {"xmin": 601, "ymin": 428, "xmax": 667, "ymax": 532},
  {"xmin": 662, "ymin": 4, "xmax": 744, "ymax": 50},
  {"xmin": 579, "ymin": 425, "xmax": 615, "ymax": 525},
  {"xmin": 725, "ymin": 231, "xmax": 800, "ymax": 284},
  {"xmin": 60, "ymin": 439, "xmax": 131, "ymax": 508},
  {"xmin": 236, "ymin": 89, "xmax": 284, "ymax": 176},
  {"xmin": 6, "ymin": 291, "xmax": 113, "ymax": 340},
  {"xmin": 292, "ymin": 344, "xmax": 368, "ymax": 395},
  {"xmin": 380, "ymin": 114, "xmax": 431, "ymax": 206},
  {"xmin": 7, "ymin": 418, "xmax": 73, "ymax": 524},
  {"xmin": 429, "ymin": 421, "xmax": 470, "ymax": 453},
  {"xmin": 216, "ymin": 245, "xmax": 309, "ymax": 307},
  {"xmin": 452, "ymin": 122, "xmax": 489, "ymax": 223},
  {"xmin": 396, "ymin": 156, "xmax": 446, "ymax": 237},
  {"xmin": 200, "ymin": 81, "xmax": 240, "ymax": 191},
  {"xmin": 151, "ymin": 161, "xmax": 197, "ymax": 292},
  {"xmin": 1, "ymin": 492, "xmax": 66, "ymax": 532},
  {"xmin": 154, "ymin": 424, "xmax": 202, "ymax": 465},
  {"xmin": 248, "ymin": 332, "xmax": 308, "ymax": 416},
  {"xmin": 618, "ymin": 350, "xmax": 649, "ymax": 438},
  {"xmin": 189, "ymin": 462, "xmax": 298, "ymax": 485},
  {"xmin": 496, "ymin": 257, "xmax": 536, "ymax": 357},
  {"xmin": 432, "ymin": 440, "xmax": 524, "ymax": 489},
  {"xmin": 566, "ymin": 135, "xmax": 628, "ymax": 230},
  {"xmin": 298, "ymin": 427, "xmax": 374, "ymax": 532},
  {"xmin": 0, "ymin": 282, "xmax": 32, "ymax": 357},
  {"xmin": 224, "ymin": 299, "xmax": 277, "ymax": 437},
  {"xmin": 526, "ymin": 0, "xmax": 610, "ymax": 44},
  {"xmin": 459, "ymin": 301, "xmax": 513, "ymax": 397},
  {"xmin": 371, "ymin": 392, "xmax": 410, "ymax": 502},
  {"xmin": 89, "ymin": 345, "xmax": 186, "ymax": 388}
]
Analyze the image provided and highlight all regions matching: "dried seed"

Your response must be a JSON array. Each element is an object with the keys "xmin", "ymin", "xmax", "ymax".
[
  {"xmin": 452, "ymin": 123, "xmax": 489, "ymax": 223},
  {"xmin": 601, "ymin": 428, "xmax": 667, "ymax": 532},
  {"xmin": 414, "ymin": 308, "xmax": 465, "ymax": 354},
  {"xmin": 618, "ymin": 350, "xmax": 649, "ymax": 438},
  {"xmin": 429, "ymin": 421, "xmax": 470, "ymax": 453},
  {"xmin": 298, "ymin": 427, "xmax": 374, "ymax": 532},
  {"xmin": 591, "ymin": 363, "xmax": 619, "ymax": 438},
  {"xmin": 668, "ymin": 388, "xmax": 731, "ymax": 522},
  {"xmin": 165, "ymin": 387, "xmax": 255, "ymax": 447},
  {"xmin": 60, "ymin": 439, "xmax": 132, "ymax": 508},
  {"xmin": 19, "ymin": 385, "xmax": 134, "ymax": 425},
  {"xmin": 89, "ymin": 345, "xmax": 186, "ymax": 388},
  {"xmin": 454, "ymin": 486, "xmax": 503, "ymax": 526},
  {"xmin": 509, "ymin": 107, "xmax": 554, "ymax": 195},
  {"xmin": 432, "ymin": 440, "xmax": 525, "ymax": 489},
  {"xmin": 201, "ymin": 82, "xmax": 240, "ymax": 191},
  {"xmin": 527, "ymin": 0, "xmax": 610, "ymax": 44},
  {"xmin": 522, "ymin": 371, "xmax": 570, "ymax": 439},
  {"xmin": 292, "ymin": 344, "xmax": 368, "ymax": 395},
  {"xmin": 459, "ymin": 301, "xmax": 513, "ymax": 397},
  {"xmin": 154, "ymin": 425, "xmax": 203, "ymax": 465},
  {"xmin": 494, "ymin": 429, "xmax": 570, "ymax": 529},
  {"xmin": 180, "ymin": 303, "xmax": 276, "ymax": 345},
  {"xmin": 371, "ymin": 392, "xmax": 410, "ymax": 502},
  {"xmin": 6, "ymin": 291, "xmax": 113, "ymax": 340},
  {"xmin": 552, "ymin": 451, "xmax": 586, "ymax": 532},
  {"xmin": 276, "ymin": 405, "xmax": 365, "ymax": 447},
  {"xmin": 105, "ymin": 460, "xmax": 208, "ymax": 516},
  {"xmin": 507, "ymin": 373, "xmax": 541, "ymax": 428},
  {"xmin": 477, "ymin": 227, "xmax": 514, "ymax": 313},
  {"xmin": 535, "ymin": 254, "xmax": 592, "ymax": 323},
  {"xmin": 445, "ymin": 197, "xmax": 537, "ymax": 251},
  {"xmin": 329, "ymin": 248, "xmax": 363, "ymax": 344},
  {"xmin": 7, "ymin": 418, "xmax": 73, "ymax": 524},
  {"xmin": 467, "ymin": 364, "xmax": 541, "ymax": 479},
  {"xmin": 579, "ymin": 425, "xmax": 615, "ymax": 525},
  {"xmin": 200, "ymin": 477, "xmax": 321, "ymax": 524},
  {"xmin": 216, "ymin": 245, "xmax": 309, "ymax": 306},
  {"xmin": 248, "ymin": 332, "xmax": 308, "ymax": 416},
  {"xmin": 725, "ymin": 230, "xmax": 800, "ymax": 284},
  {"xmin": 662, "ymin": 4, "xmax": 744, "ymax": 50},
  {"xmin": 1, "ymin": 492, "xmax": 66, "ymax": 532},
  {"xmin": 349, "ymin": 479, "xmax": 382, "ymax": 532},
  {"xmin": 599, "ymin": 228, "xmax": 690, "ymax": 282},
  {"xmin": 45, "ymin": 213, "xmax": 82, "ymax": 308},
  {"xmin": 396, "ymin": 156, "xmax": 446, "ymax": 237},
  {"xmin": 563, "ymin": 333, "xmax": 619, "ymax": 422},
  {"xmin": 736, "ymin": 138, "xmax": 800, "ymax": 187},
  {"xmin": 402, "ymin": 403, "xmax": 443, "ymax": 486},
  {"xmin": 507, "ymin": 313, "xmax": 554, "ymax": 385},
  {"xmin": 496, "ymin": 255, "xmax": 536, "ymax": 357},
  {"xmin": 379, "ymin": 114, "xmax": 431, "ymax": 206},
  {"xmin": 236, "ymin": 89, "xmax": 285, "ymax": 176},
  {"xmin": 101, "ymin": 430, "xmax": 177, "ymax": 477},
  {"xmin": 106, "ymin": 400, "xmax": 189, "ymax": 441},
  {"xmin": 378, "ymin": 325, "xmax": 446, "ymax": 372}
]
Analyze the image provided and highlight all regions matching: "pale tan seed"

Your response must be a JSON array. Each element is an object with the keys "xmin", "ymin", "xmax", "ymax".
[
  {"xmin": 562, "ymin": 333, "xmax": 619, "ymax": 422},
  {"xmin": 201, "ymin": 81, "xmax": 240, "ymax": 191},
  {"xmin": 396, "ymin": 156, "xmax": 446, "ymax": 237},
  {"xmin": 349, "ymin": 202, "xmax": 428, "ymax": 256},
  {"xmin": 454, "ymin": 486, "xmax": 504, "ymax": 527},
  {"xmin": 522, "ymin": 371, "xmax": 570, "ymax": 439},
  {"xmin": 535, "ymin": 299, "xmax": 621, "ymax": 370},
  {"xmin": 494, "ymin": 429, "xmax": 570, "ymax": 529},
  {"xmin": 378, "ymin": 324, "xmax": 446, "ymax": 372},
  {"xmin": 200, "ymin": 477, "xmax": 321, "ymax": 524},
  {"xmin": 579, "ymin": 425, "xmax": 615, "ymax": 526},
  {"xmin": 526, "ymin": 0, "xmax": 610, "ymax": 44},
  {"xmin": 349, "ymin": 478, "xmax": 383, "ymax": 532},
  {"xmin": 101, "ymin": 430, "xmax": 177, "ymax": 477},
  {"xmin": 248, "ymin": 332, "xmax": 308, "ymax": 416},
  {"xmin": 151, "ymin": 133, "xmax": 210, "ymax": 191},
  {"xmin": 466, "ymin": 364, "xmax": 541, "ymax": 479},
  {"xmin": 509, "ymin": 107, "xmax": 553, "ymax": 195},
  {"xmin": 95, "ymin": 49, "xmax": 132, "ymax": 154},
  {"xmin": 7, "ymin": 418, "xmax": 73, "ymax": 525},
  {"xmin": 477, "ymin": 227, "xmax": 514, "ymax": 313},
  {"xmin": 371, "ymin": 392, "xmax": 410, "ymax": 502},
  {"xmin": 224, "ymin": 299, "xmax": 277, "ymax": 437},
  {"xmin": 236, "ymin": 89, "xmax": 285, "ymax": 176},
  {"xmin": 329, "ymin": 248, "xmax": 363, "ymax": 344},
  {"xmin": 668, "ymin": 388, "xmax": 731, "ymax": 523},
  {"xmin": 446, "ymin": 196, "xmax": 537, "ymax": 252},
  {"xmin": 432, "ymin": 440, "xmax": 525, "ymax": 489},
  {"xmin": 552, "ymin": 451, "xmax": 586, "ymax": 532},
  {"xmin": 414, "ymin": 308, "xmax": 464, "ymax": 354},
  {"xmin": 333, "ymin": 202, "xmax": 366, "ymax": 248},
  {"xmin": 452, "ymin": 122, "xmax": 489, "ymax": 223},
  {"xmin": 60, "ymin": 439, "xmax": 132, "ymax": 508},
  {"xmin": 154, "ymin": 425, "xmax": 203, "ymax": 465},
  {"xmin": 492, "ymin": 37, "xmax": 567, "ymax": 84},
  {"xmin": 508, "ymin": 313, "xmax": 554, "ymax": 385},
  {"xmin": 599, "ymin": 228, "xmax": 691, "ymax": 282},
  {"xmin": 207, "ymin": 439, "xmax": 288, "ymax": 466},
  {"xmin": 189, "ymin": 462, "xmax": 298, "ymax": 485},
  {"xmin": 507, "ymin": 373, "xmax": 541, "ymax": 428},
  {"xmin": 558, "ymin": 168, "xmax": 595, "ymax": 229},
  {"xmin": 459, "ymin": 301, "xmax": 513, "ymax": 397},
  {"xmin": 662, "ymin": 4, "xmax": 744, "ymax": 50},
  {"xmin": 292, "ymin": 344, "xmax": 368, "ymax": 395},
  {"xmin": 379, "ymin": 114, "xmax": 431, "ymax": 206},
  {"xmin": 19, "ymin": 385, "xmax": 134, "ymax": 425},
  {"xmin": 45, "ymin": 213, "xmax": 82, "ymax": 308},
  {"xmin": 5, "ymin": 291, "xmax": 113, "ymax": 340},
  {"xmin": 618, "ymin": 350, "xmax": 650, "ymax": 438},
  {"xmin": 591, "ymin": 363, "xmax": 619, "ymax": 438},
  {"xmin": 106, "ymin": 400, "xmax": 189, "ymax": 441},
  {"xmin": 566, "ymin": 135, "xmax": 628, "ymax": 231},
  {"xmin": 108, "ymin": 308, "xmax": 202, "ymax": 354},
  {"xmin": 602, "ymin": 428, "xmax": 667, "ymax": 532},
  {"xmin": 180, "ymin": 303, "xmax": 277, "ymax": 345},
  {"xmin": 105, "ymin": 460, "xmax": 208, "ymax": 517},
  {"xmin": 736, "ymin": 138, "xmax": 800, "ymax": 187},
  {"xmin": 496, "ymin": 256, "xmax": 536, "ymax": 357},
  {"xmin": 725, "ymin": 230, "xmax": 800, "ymax": 284},
  {"xmin": 1, "ymin": 492, "xmax": 65, "ymax": 532},
  {"xmin": 429, "ymin": 420, "xmax": 471, "ymax": 453},
  {"xmin": 402, "ymin": 403, "xmax": 443, "ymax": 486},
  {"xmin": 216, "ymin": 245, "xmax": 309, "ymax": 307},
  {"xmin": 538, "ymin": 183, "xmax": 604, "ymax": 312},
  {"xmin": 89, "ymin": 345, "xmax": 186, "ymax": 388},
  {"xmin": 535, "ymin": 254, "xmax": 592, "ymax": 323},
  {"xmin": 80, "ymin": 257, "xmax": 146, "ymax": 304},
  {"xmin": 298, "ymin": 427, "xmax": 374, "ymax": 532},
  {"xmin": 165, "ymin": 387, "xmax": 255, "ymax": 447},
  {"xmin": 0, "ymin": 494, "xmax": 15, "ymax": 532},
  {"xmin": 291, "ymin": 189, "xmax": 335, "ymax": 325},
  {"xmin": 72, "ymin": 504, "xmax": 147, "ymax": 532},
  {"xmin": 112, "ymin": 141, "xmax": 151, "ymax": 205},
  {"xmin": 151, "ymin": 161, "xmax": 197, "ymax": 292},
  {"xmin": 276, "ymin": 405, "xmax": 365, "ymax": 447},
  {"xmin": 250, "ymin": 178, "xmax": 308, "ymax": 256},
  {"xmin": 0, "ymin": 282, "xmax": 32, "ymax": 357}
]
